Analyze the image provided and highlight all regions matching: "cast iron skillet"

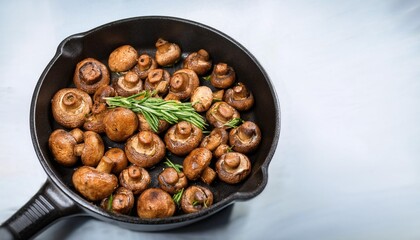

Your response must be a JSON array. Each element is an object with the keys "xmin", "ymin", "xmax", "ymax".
[{"xmin": 0, "ymin": 16, "xmax": 280, "ymax": 239}]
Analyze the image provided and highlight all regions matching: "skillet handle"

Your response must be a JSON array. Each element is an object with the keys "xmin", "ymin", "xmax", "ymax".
[{"xmin": 0, "ymin": 180, "xmax": 82, "ymax": 240}]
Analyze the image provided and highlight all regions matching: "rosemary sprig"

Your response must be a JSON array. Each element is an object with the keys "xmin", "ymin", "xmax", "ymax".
[
  {"xmin": 105, "ymin": 91, "xmax": 207, "ymax": 132},
  {"xmin": 202, "ymin": 75, "xmax": 211, "ymax": 81},
  {"xmin": 173, "ymin": 188, "xmax": 184, "ymax": 206},
  {"xmin": 164, "ymin": 158, "xmax": 183, "ymax": 173},
  {"xmin": 107, "ymin": 194, "xmax": 113, "ymax": 211},
  {"xmin": 224, "ymin": 118, "xmax": 244, "ymax": 129}
]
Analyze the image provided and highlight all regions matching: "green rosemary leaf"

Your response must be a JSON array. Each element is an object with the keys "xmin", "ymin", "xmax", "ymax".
[
  {"xmin": 224, "ymin": 118, "xmax": 244, "ymax": 129},
  {"xmin": 164, "ymin": 158, "xmax": 183, "ymax": 173},
  {"xmin": 107, "ymin": 194, "xmax": 113, "ymax": 211},
  {"xmin": 172, "ymin": 188, "xmax": 184, "ymax": 206}
]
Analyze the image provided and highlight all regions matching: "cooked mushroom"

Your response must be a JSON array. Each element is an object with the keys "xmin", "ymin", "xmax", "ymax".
[
  {"xmin": 158, "ymin": 167, "xmax": 188, "ymax": 194},
  {"xmin": 229, "ymin": 121, "xmax": 262, "ymax": 154},
  {"xmin": 137, "ymin": 112, "xmax": 169, "ymax": 134},
  {"xmin": 84, "ymin": 85, "xmax": 117, "ymax": 133},
  {"xmin": 72, "ymin": 156, "xmax": 118, "ymax": 202},
  {"xmin": 213, "ymin": 143, "xmax": 231, "ymax": 159},
  {"xmin": 73, "ymin": 58, "xmax": 110, "ymax": 94},
  {"xmin": 108, "ymin": 45, "xmax": 138, "ymax": 72},
  {"xmin": 137, "ymin": 188, "xmax": 175, "ymax": 219},
  {"xmin": 73, "ymin": 130, "xmax": 105, "ymax": 167},
  {"xmin": 223, "ymin": 82, "xmax": 254, "ymax": 111},
  {"xmin": 133, "ymin": 53, "xmax": 158, "ymax": 79},
  {"xmin": 164, "ymin": 121, "xmax": 203, "ymax": 156},
  {"xmin": 155, "ymin": 38, "xmax": 181, "ymax": 67},
  {"xmin": 51, "ymin": 88, "xmax": 92, "ymax": 129},
  {"xmin": 113, "ymin": 70, "xmax": 143, "ymax": 97},
  {"xmin": 206, "ymin": 101, "xmax": 240, "ymax": 128},
  {"xmin": 215, "ymin": 152, "xmax": 251, "ymax": 184},
  {"xmin": 144, "ymin": 69, "xmax": 170, "ymax": 96},
  {"xmin": 125, "ymin": 131, "xmax": 166, "ymax": 168},
  {"xmin": 190, "ymin": 86, "xmax": 213, "ymax": 112},
  {"xmin": 119, "ymin": 165, "xmax": 151, "ymax": 195},
  {"xmin": 212, "ymin": 89, "xmax": 224, "ymax": 102},
  {"xmin": 200, "ymin": 128, "xmax": 228, "ymax": 152},
  {"xmin": 104, "ymin": 148, "xmax": 128, "ymax": 175},
  {"xmin": 183, "ymin": 147, "xmax": 216, "ymax": 184},
  {"xmin": 48, "ymin": 128, "xmax": 84, "ymax": 166},
  {"xmin": 103, "ymin": 107, "xmax": 139, "ymax": 142},
  {"xmin": 209, "ymin": 63, "xmax": 235, "ymax": 89},
  {"xmin": 181, "ymin": 185, "xmax": 213, "ymax": 214},
  {"xmin": 183, "ymin": 49, "xmax": 212, "ymax": 75},
  {"xmin": 100, "ymin": 187, "xmax": 134, "ymax": 215},
  {"xmin": 168, "ymin": 69, "xmax": 199, "ymax": 100}
]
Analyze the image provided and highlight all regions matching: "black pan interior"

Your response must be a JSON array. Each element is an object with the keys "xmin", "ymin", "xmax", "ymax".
[{"xmin": 31, "ymin": 16, "xmax": 279, "ymax": 228}]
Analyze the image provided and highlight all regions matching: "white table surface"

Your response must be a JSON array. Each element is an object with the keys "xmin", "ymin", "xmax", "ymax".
[{"xmin": 1, "ymin": 0, "xmax": 420, "ymax": 239}]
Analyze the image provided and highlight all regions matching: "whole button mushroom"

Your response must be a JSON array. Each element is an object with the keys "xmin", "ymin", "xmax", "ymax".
[
  {"xmin": 155, "ymin": 38, "xmax": 181, "ymax": 67},
  {"xmin": 183, "ymin": 49, "xmax": 212, "ymax": 75},
  {"xmin": 72, "ymin": 156, "xmax": 118, "ymax": 202},
  {"xmin": 104, "ymin": 148, "xmax": 128, "ymax": 175},
  {"xmin": 133, "ymin": 53, "xmax": 158, "ymax": 79},
  {"xmin": 51, "ymin": 88, "xmax": 92, "ymax": 129},
  {"xmin": 48, "ymin": 128, "xmax": 84, "ymax": 166},
  {"xmin": 73, "ymin": 58, "xmax": 110, "ymax": 94},
  {"xmin": 125, "ymin": 131, "xmax": 166, "ymax": 168},
  {"xmin": 137, "ymin": 113, "xmax": 169, "ymax": 134},
  {"xmin": 144, "ymin": 69, "xmax": 170, "ymax": 96},
  {"xmin": 158, "ymin": 167, "xmax": 188, "ymax": 194},
  {"xmin": 229, "ymin": 121, "xmax": 262, "ymax": 154},
  {"xmin": 190, "ymin": 86, "xmax": 213, "ymax": 113},
  {"xmin": 223, "ymin": 82, "xmax": 254, "ymax": 111},
  {"xmin": 137, "ymin": 188, "xmax": 176, "ymax": 219},
  {"xmin": 108, "ymin": 45, "xmax": 138, "ymax": 72},
  {"xmin": 206, "ymin": 101, "xmax": 240, "ymax": 128},
  {"xmin": 113, "ymin": 70, "xmax": 143, "ymax": 97},
  {"xmin": 181, "ymin": 185, "xmax": 214, "ymax": 214},
  {"xmin": 119, "ymin": 165, "xmax": 151, "ymax": 195},
  {"xmin": 183, "ymin": 147, "xmax": 216, "ymax": 185},
  {"xmin": 73, "ymin": 130, "xmax": 105, "ymax": 167},
  {"xmin": 216, "ymin": 152, "xmax": 251, "ymax": 184},
  {"xmin": 209, "ymin": 63, "xmax": 236, "ymax": 89},
  {"xmin": 103, "ymin": 107, "xmax": 139, "ymax": 142},
  {"xmin": 100, "ymin": 187, "xmax": 134, "ymax": 215},
  {"xmin": 169, "ymin": 69, "xmax": 199, "ymax": 100},
  {"xmin": 200, "ymin": 128, "xmax": 228, "ymax": 152},
  {"xmin": 164, "ymin": 121, "xmax": 203, "ymax": 156}
]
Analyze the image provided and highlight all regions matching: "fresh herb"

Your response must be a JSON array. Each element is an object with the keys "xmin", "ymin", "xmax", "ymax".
[
  {"xmin": 107, "ymin": 194, "xmax": 113, "ymax": 211},
  {"xmin": 192, "ymin": 200, "xmax": 208, "ymax": 208},
  {"xmin": 212, "ymin": 98, "xmax": 222, "ymax": 102},
  {"xmin": 164, "ymin": 158, "xmax": 183, "ymax": 173},
  {"xmin": 227, "ymin": 145, "xmax": 234, "ymax": 152},
  {"xmin": 105, "ymin": 91, "xmax": 207, "ymax": 132},
  {"xmin": 202, "ymin": 75, "xmax": 211, "ymax": 81},
  {"xmin": 224, "ymin": 118, "xmax": 244, "ymax": 129},
  {"xmin": 172, "ymin": 188, "xmax": 184, "ymax": 206}
]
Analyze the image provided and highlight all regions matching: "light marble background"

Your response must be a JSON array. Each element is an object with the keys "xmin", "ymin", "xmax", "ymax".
[{"xmin": 1, "ymin": 0, "xmax": 420, "ymax": 239}]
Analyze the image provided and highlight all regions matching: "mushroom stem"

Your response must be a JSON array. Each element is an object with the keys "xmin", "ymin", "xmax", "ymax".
[
  {"xmin": 122, "ymin": 71, "xmax": 140, "ymax": 88},
  {"xmin": 79, "ymin": 62, "xmax": 102, "ymax": 84},
  {"xmin": 224, "ymin": 154, "xmax": 241, "ymax": 169},
  {"xmin": 170, "ymin": 73, "xmax": 189, "ymax": 92},
  {"xmin": 217, "ymin": 104, "xmax": 234, "ymax": 120},
  {"xmin": 232, "ymin": 84, "xmax": 249, "ymax": 99},
  {"xmin": 96, "ymin": 156, "xmax": 114, "ymax": 173},
  {"xmin": 148, "ymin": 69, "xmax": 164, "ymax": 83},
  {"xmin": 215, "ymin": 63, "xmax": 229, "ymax": 76},
  {"xmin": 62, "ymin": 92, "xmax": 82, "ymax": 109},
  {"xmin": 137, "ymin": 54, "xmax": 152, "ymax": 70},
  {"xmin": 128, "ymin": 165, "xmax": 143, "ymax": 179},
  {"xmin": 175, "ymin": 122, "xmax": 192, "ymax": 140},
  {"xmin": 73, "ymin": 143, "xmax": 84, "ymax": 157},
  {"xmin": 237, "ymin": 123, "xmax": 256, "ymax": 142},
  {"xmin": 70, "ymin": 128, "xmax": 84, "ymax": 143}
]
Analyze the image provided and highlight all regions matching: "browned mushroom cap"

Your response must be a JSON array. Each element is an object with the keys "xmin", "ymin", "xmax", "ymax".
[
  {"xmin": 119, "ymin": 165, "xmax": 151, "ymax": 195},
  {"xmin": 158, "ymin": 168, "xmax": 188, "ymax": 194},
  {"xmin": 100, "ymin": 187, "xmax": 134, "ymax": 215},
  {"xmin": 72, "ymin": 156, "xmax": 118, "ymax": 202},
  {"xmin": 209, "ymin": 63, "xmax": 235, "ymax": 89},
  {"xmin": 103, "ymin": 107, "xmax": 139, "ymax": 142},
  {"xmin": 212, "ymin": 89, "xmax": 224, "ymax": 102},
  {"xmin": 92, "ymin": 85, "xmax": 116, "ymax": 114},
  {"xmin": 164, "ymin": 121, "xmax": 203, "ymax": 156},
  {"xmin": 229, "ymin": 121, "xmax": 262, "ymax": 154},
  {"xmin": 113, "ymin": 70, "xmax": 143, "ymax": 97},
  {"xmin": 183, "ymin": 49, "xmax": 212, "ymax": 75},
  {"xmin": 155, "ymin": 38, "xmax": 181, "ymax": 67},
  {"xmin": 48, "ymin": 128, "xmax": 84, "ymax": 166},
  {"xmin": 144, "ymin": 69, "xmax": 170, "ymax": 96},
  {"xmin": 83, "ymin": 110, "xmax": 107, "ymax": 133},
  {"xmin": 133, "ymin": 53, "xmax": 158, "ymax": 79},
  {"xmin": 137, "ymin": 188, "xmax": 175, "ymax": 219},
  {"xmin": 183, "ymin": 147, "xmax": 212, "ymax": 181},
  {"xmin": 206, "ymin": 101, "xmax": 240, "ymax": 128},
  {"xmin": 73, "ymin": 131, "xmax": 105, "ymax": 167},
  {"xmin": 190, "ymin": 86, "xmax": 213, "ymax": 112},
  {"xmin": 223, "ymin": 82, "xmax": 254, "ymax": 111},
  {"xmin": 125, "ymin": 131, "xmax": 166, "ymax": 168},
  {"xmin": 216, "ymin": 152, "xmax": 251, "ymax": 184},
  {"xmin": 108, "ymin": 45, "xmax": 138, "ymax": 72},
  {"xmin": 180, "ymin": 185, "xmax": 213, "ymax": 214},
  {"xmin": 51, "ymin": 88, "xmax": 92, "ymax": 129},
  {"xmin": 168, "ymin": 69, "xmax": 199, "ymax": 100},
  {"xmin": 200, "ymin": 128, "xmax": 228, "ymax": 152},
  {"xmin": 137, "ymin": 113, "xmax": 169, "ymax": 134},
  {"xmin": 73, "ymin": 58, "xmax": 110, "ymax": 94},
  {"xmin": 104, "ymin": 148, "xmax": 128, "ymax": 175},
  {"xmin": 213, "ymin": 143, "xmax": 231, "ymax": 159}
]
